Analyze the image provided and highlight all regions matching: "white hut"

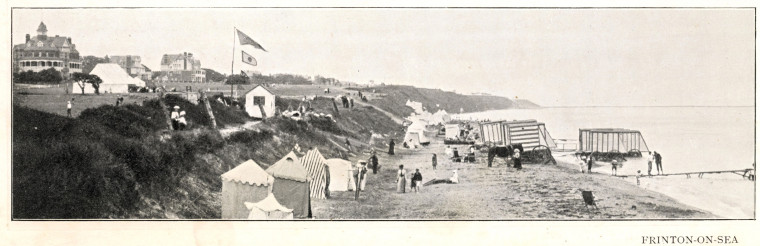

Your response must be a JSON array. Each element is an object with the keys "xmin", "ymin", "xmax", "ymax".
[{"xmin": 244, "ymin": 84, "xmax": 276, "ymax": 119}]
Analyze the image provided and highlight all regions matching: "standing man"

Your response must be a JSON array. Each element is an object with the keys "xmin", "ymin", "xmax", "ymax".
[
  {"xmin": 388, "ymin": 139, "xmax": 395, "ymax": 155},
  {"xmin": 66, "ymin": 100, "xmax": 72, "ymax": 117},
  {"xmin": 655, "ymin": 151, "xmax": 663, "ymax": 175},
  {"xmin": 647, "ymin": 152, "xmax": 655, "ymax": 176},
  {"xmin": 411, "ymin": 169, "xmax": 423, "ymax": 193},
  {"xmin": 345, "ymin": 137, "xmax": 352, "ymax": 152},
  {"xmin": 432, "ymin": 154, "xmax": 438, "ymax": 170},
  {"xmin": 370, "ymin": 152, "xmax": 379, "ymax": 174}
]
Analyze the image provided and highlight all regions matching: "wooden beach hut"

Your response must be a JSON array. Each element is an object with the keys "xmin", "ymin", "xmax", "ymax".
[
  {"xmin": 221, "ymin": 159, "xmax": 274, "ymax": 219},
  {"xmin": 478, "ymin": 119, "xmax": 556, "ymax": 150},
  {"xmin": 244, "ymin": 84, "xmax": 276, "ymax": 119},
  {"xmin": 267, "ymin": 152, "xmax": 312, "ymax": 218},
  {"xmin": 577, "ymin": 128, "xmax": 649, "ymax": 157}
]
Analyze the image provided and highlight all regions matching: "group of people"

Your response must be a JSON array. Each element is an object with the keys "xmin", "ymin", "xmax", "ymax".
[
  {"xmin": 396, "ymin": 165, "xmax": 424, "ymax": 193},
  {"xmin": 170, "ymin": 105, "xmax": 187, "ymax": 131},
  {"xmin": 579, "ymin": 151, "xmax": 663, "ymax": 178}
]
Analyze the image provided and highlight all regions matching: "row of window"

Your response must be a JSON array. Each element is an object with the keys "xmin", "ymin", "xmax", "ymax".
[
  {"xmin": 21, "ymin": 51, "xmax": 75, "ymax": 59},
  {"xmin": 20, "ymin": 60, "xmax": 81, "ymax": 69}
]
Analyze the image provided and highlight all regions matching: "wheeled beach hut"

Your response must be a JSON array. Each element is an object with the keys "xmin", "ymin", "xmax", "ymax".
[
  {"xmin": 478, "ymin": 120, "xmax": 556, "ymax": 150},
  {"xmin": 577, "ymin": 128, "xmax": 650, "ymax": 158}
]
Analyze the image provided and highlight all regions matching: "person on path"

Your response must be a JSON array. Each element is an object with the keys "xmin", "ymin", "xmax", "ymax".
[
  {"xmin": 647, "ymin": 152, "xmax": 655, "ymax": 176},
  {"xmin": 178, "ymin": 111, "xmax": 187, "ymax": 130},
  {"xmin": 586, "ymin": 155, "xmax": 594, "ymax": 174},
  {"xmin": 345, "ymin": 137, "xmax": 352, "ymax": 152},
  {"xmin": 170, "ymin": 106, "xmax": 180, "ymax": 131},
  {"xmin": 654, "ymin": 151, "xmax": 663, "ymax": 175},
  {"xmin": 370, "ymin": 153, "xmax": 379, "ymax": 174},
  {"xmin": 349, "ymin": 98, "xmax": 354, "ymax": 108},
  {"xmin": 396, "ymin": 165, "xmax": 407, "ymax": 193},
  {"xmin": 411, "ymin": 169, "xmax": 423, "ymax": 193},
  {"xmin": 432, "ymin": 154, "xmax": 437, "ymax": 170},
  {"xmin": 388, "ymin": 139, "xmax": 395, "ymax": 155},
  {"xmin": 66, "ymin": 100, "xmax": 72, "ymax": 117},
  {"xmin": 611, "ymin": 159, "xmax": 619, "ymax": 176},
  {"xmin": 512, "ymin": 148, "xmax": 522, "ymax": 170}
]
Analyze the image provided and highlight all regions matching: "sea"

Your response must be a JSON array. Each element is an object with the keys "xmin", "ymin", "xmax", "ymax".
[{"xmin": 454, "ymin": 106, "xmax": 755, "ymax": 219}]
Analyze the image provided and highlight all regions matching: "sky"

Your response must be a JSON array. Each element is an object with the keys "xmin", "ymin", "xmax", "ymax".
[{"xmin": 11, "ymin": 8, "xmax": 755, "ymax": 106}]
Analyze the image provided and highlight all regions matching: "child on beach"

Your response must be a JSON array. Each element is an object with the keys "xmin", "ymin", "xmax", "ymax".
[
  {"xmin": 432, "ymin": 154, "xmax": 437, "ymax": 170},
  {"xmin": 636, "ymin": 170, "xmax": 642, "ymax": 186},
  {"xmin": 579, "ymin": 157, "xmax": 586, "ymax": 173},
  {"xmin": 611, "ymin": 159, "xmax": 619, "ymax": 176}
]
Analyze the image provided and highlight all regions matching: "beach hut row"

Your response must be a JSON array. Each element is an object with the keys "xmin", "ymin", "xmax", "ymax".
[{"xmin": 220, "ymin": 147, "xmax": 360, "ymax": 220}]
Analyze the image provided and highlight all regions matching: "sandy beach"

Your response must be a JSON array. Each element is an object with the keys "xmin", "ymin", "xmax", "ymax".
[{"xmin": 312, "ymin": 137, "xmax": 716, "ymax": 220}]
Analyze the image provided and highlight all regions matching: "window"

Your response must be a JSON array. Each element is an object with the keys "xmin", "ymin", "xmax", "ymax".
[
  {"xmin": 253, "ymin": 96, "xmax": 266, "ymax": 105},
  {"xmin": 47, "ymin": 61, "xmax": 52, "ymax": 67},
  {"xmin": 31, "ymin": 61, "xmax": 37, "ymax": 66}
]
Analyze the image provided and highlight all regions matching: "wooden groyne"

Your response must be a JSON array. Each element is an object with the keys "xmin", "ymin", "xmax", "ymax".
[{"xmin": 615, "ymin": 169, "xmax": 755, "ymax": 180}]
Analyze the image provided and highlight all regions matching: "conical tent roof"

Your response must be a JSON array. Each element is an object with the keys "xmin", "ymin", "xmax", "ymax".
[
  {"xmin": 221, "ymin": 159, "xmax": 274, "ymax": 186},
  {"xmin": 245, "ymin": 193, "xmax": 293, "ymax": 213},
  {"xmin": 267, "ymin": 151, "xmax": 310, "ymax": 182}
]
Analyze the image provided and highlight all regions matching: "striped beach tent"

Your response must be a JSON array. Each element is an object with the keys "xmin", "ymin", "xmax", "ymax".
[{"xmin": 300, "ymin": 148, "xmax": 329, "ymax": 199}]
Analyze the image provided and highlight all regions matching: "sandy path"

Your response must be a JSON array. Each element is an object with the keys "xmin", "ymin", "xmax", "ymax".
[{"xmin": 311, "ymin": 135, "xmax": 715, "ymax": 220}]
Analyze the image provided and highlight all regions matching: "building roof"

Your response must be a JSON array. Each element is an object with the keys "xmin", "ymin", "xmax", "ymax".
[
  {"xmin": 266, "ymin": 151, "xmax": 310, "ymax": 182},
  {"xmin": 244, "ymin": 84, "xmax": 275, "ymax": 96},
  {"xmin": 21, "ymin": 36, "xmax": 78, "ymax": 53},
  {"xmin": 579, "ymin": 128, "xmax": 642, "ymax": 134},
  {"xmin": 221, "ymin": 159, "xmax": 274, "ymax": 186},
  {"xmin": 37, "ymin": 22, "xmax": 47, "ymax": 33},
  {"xmin": 161, "ymin": 54, "xmax": 183, "ymax": 65}
]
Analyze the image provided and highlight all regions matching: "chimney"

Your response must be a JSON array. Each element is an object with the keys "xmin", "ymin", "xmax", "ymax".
[
  {"xmin": 68, "ymin": 37, "xmax": 72, "ymax": 44},
  {"xmin": 25, "ymin": 34, "xmax": 30, "ymax": 43}
]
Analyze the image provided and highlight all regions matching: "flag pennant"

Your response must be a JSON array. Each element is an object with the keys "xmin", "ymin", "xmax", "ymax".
[
  {"xmin": 240, "ymin": 70, "xmax": 249, "ymax": 77},
  {"xmin": 241, "ymin": 51, "xmax": 257, "ymax": 66},
  {"xmin": 236, "ymin": 29, "xmax": 267, "ymax": 52}
]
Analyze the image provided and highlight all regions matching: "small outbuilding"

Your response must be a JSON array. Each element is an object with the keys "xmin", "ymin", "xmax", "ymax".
[
  {"xmin": 244, "ymin": 84, "xmax": 276, "ymax": 119},
  {"xmin": 220, "ymin": 159, "xmax": 274, "ymax": 219}
]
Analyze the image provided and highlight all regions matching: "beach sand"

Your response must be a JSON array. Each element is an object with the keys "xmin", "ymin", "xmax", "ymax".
[{"xmin": 311, "ymin": 138, "xmax": 716, "ymax": 220}]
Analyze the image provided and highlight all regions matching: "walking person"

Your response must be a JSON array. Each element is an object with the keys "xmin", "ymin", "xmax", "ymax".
[
  {"xmin": 654, "ymin": 151, "xmax": 663, "ymax": 175},
  {"xmin": 431, "ymin": 154, "xmax": 437, "ymax": 170},
  {"xmin": 345, "ymin": 137, "xmax": 352, "ymax": 152},
  {"xmin": 512, "ymin": 148, "xmax": 522, "ymax": 170},
  {"xmin": 388, "ymin": 139, "xmax": 395, "ymax": 155},
  {"xmin": 66, "ymin": 100, "xmax": 72, "ymax": 117},
  {"xmin": 356, "ymin": 161, "xmax": 368, "ymax": 191},
  {"xmin": 396, "ymin": 165, "xmax": 407, "ymax": 193},
  {"xmin": 411, "ymin": 169, "xmax": 423, "ymax": 193},
  {"xmin": 611, "ymin": 159, "xmax": 619, "ymax": 176},
  {"xmin": 647, "ymin": 152, "xmax": 655, "ymax": 176}
]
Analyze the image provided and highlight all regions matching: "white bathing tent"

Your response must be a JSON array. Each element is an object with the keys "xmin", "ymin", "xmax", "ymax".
[
  {"xmin": 403, "ymin": 120, "xmax": 429, "ymax": 148},
  {"xmin": 244, "ymin": 193, "xmax": 294, "ymax": 220},
  {"xmin": 83, "ymin": 63, "xmax": 140, "ymax": 94},
  {"xmin": 445, "ymin": 124, "xmax": 462, "ymax": 139},
  {"xmin": 244, "ymin": 84, "xmax": 276, "ymax": 119},
  {"xmin": 324, "ymin": 158, "xmax": 356, "ymax": 191},
  {"xmin": 430, "ymin": 110, "xmax": 451, "ymax": 125}
]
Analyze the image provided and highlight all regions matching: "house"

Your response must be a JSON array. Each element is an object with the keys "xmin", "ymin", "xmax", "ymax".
[
  {"xmin": 12, "ymin": 22, "xmax": 83, "ymax": 79},
  {"xmin": 244, "ymin": 84, "xmax": 275, "ymax": 119},
  {"xmin": 158, "ymin": 52, "xmax": 206, "ymax": 83}
]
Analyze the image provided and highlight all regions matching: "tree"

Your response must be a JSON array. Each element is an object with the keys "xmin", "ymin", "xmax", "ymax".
[
  {"xmin": 203, "ymin": 68, "xmax": 226, "ymax": 82},
  {"xmin": 72, "ymin": 72, "xmax": 88, "ymax": 95},
  {"xmin": 38, "ymin": 68, "xmax": 63, "ymax": 83},
  {"xmin": 225, "ymin": 74, "xmax": 249, "ymax": 85},
  {"xmin": 71, "ymin": 72, "xmax": 103, "ymax": 94}
]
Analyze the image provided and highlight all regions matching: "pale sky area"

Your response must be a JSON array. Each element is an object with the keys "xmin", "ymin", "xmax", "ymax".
[{"xmin": 11, "ymin": 8, "xmax": 755, "ymax": 106}]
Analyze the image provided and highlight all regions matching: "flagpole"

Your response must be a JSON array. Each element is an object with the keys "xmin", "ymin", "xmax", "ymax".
[{"xmin": 230, "ymin": 27, "xmax": 236, "ymax": 98}]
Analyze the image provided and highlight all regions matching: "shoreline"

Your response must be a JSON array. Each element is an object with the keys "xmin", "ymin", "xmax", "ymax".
[{"xmin": 555, "ymin": 155, "xmax": 753, "ymax": 219}]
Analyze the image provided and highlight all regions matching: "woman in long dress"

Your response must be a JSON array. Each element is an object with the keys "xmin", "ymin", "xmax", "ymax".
[{"xmin": 396, "ymin": 165, "xmax": 406, "ymax": 193}]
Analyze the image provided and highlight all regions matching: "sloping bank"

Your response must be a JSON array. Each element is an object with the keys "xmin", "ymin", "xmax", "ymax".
[{"xmin": 12, "ymin": 94, "xmax": 402, "ymax": 219}]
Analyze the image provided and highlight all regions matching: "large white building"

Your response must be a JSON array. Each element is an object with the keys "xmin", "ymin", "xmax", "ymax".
[{"xmin": 12, "ymin": 22, "xmax": 83, "ymax": 78}]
